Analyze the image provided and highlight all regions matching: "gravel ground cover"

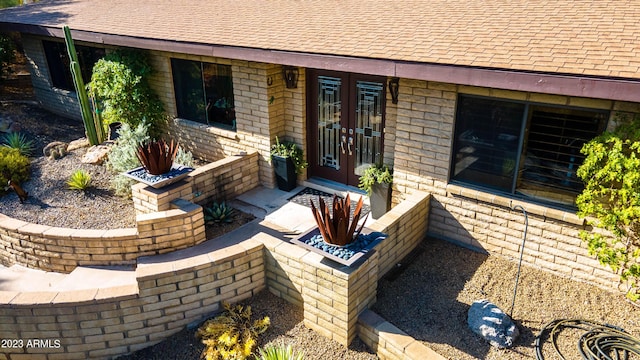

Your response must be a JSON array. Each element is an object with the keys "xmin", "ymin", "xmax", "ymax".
[{"xmin": 373, "ymin": 237, "xmax": 640, "ymax": 360}]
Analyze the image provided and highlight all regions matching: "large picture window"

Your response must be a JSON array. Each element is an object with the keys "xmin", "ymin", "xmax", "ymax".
[
  {"xmin": 42, "ymin": 40, "xmax": 104, "ymax": 92},
  {"xmin": 451, "ymin": 95, "xmax": 608, "ymax": 207},
  {"xmin": 171, "ymin": 58, "xmax": 235, "ymax": 129}
]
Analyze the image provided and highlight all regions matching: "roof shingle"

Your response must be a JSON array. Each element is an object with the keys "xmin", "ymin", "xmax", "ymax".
[{"xmin": 1, "ymin": 0, "xmax": 640, "ymax": 80}]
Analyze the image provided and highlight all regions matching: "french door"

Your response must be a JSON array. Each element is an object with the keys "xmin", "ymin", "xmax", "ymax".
[{"xmin": 308, "ymin": 70, "xmax": 387, "ymax": 187}]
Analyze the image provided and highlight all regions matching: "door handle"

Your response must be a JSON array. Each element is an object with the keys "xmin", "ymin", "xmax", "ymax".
[
  {"xmin": 340, "ymin": 135, "xmax": 346, "ymax": 154},
  {"xmin": 347, "ymin": 137, "xmax": 353, "ymax": 155}
]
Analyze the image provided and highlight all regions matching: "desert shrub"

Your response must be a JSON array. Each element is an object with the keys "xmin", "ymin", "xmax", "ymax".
[
  {"xmin": 105, "ymin": 122, "xmax": 149, "ymax": 196},
  {"xmin": 2, "ymin": 132, "xmax": 34, "ymax": 157},
  {"xmin": 174, "ymin": 146, "xmax": 194, "ymax": 167},
  {"xmin": 67, "ymin": 169, "xmax": 91, "ymax": 191},
  {"xmin": 196, "ymin": 302, "xmax": 270, "ymax": 360},
  {"xmin": 577, "ymin": 112, "xmax": 640, "ymax": 301},
  {"xmin": 88, "ymin": 48, "xmax": 166, "ymax": 138},
  {"xmin": 0, "ymin": 147, "xmax": 29, "ymax": 192},
  {"xmin": 257, "ymin": 344, "xmax": 304, "ymax": 360}
]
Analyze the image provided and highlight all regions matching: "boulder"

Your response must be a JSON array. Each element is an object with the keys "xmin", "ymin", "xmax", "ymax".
[
  {"xmin": 81, "ymin": 144, "xmax": 112, "ymax": 165},
  {"xmin": 0, "ymin": 116, "xmax": 13, "ymax": 132},
  {"xmin": 67, "ymin": 137, "xmax": 90, "ymax": 151},
  {"xmin": 43, "ymin": 141, "xmax": 68, "ymax": 160},
  {"xmin": 467, "ymin": 299, "xmax": 519, "ymax": 349}
]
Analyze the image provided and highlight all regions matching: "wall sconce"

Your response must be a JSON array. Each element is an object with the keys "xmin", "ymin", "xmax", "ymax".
[
  {"xmin": 282, "ymin": 66, "xmax": 299, "ymax": 89},
  {"xmin": 388, "ymin": 77, "xmax": 399, "ymax": 104}
]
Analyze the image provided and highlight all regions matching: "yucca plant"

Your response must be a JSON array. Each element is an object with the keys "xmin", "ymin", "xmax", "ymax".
[
  {"xmin": 258, "ymin": 344, "xmax": 305, "ymax": 360},
  {"xmin": 135, "ymin": 138, "xmax": 178, "ymax": 175},
  {"xmin": 204, "ymin": 202, "xmax": 236, "ymax": 224},
  {"xmin": 67, "ymin": 169, "xmax": 92, "ymax": 191},
  {"xmin": 1, "ymin": 132, "xmax": 35, "ymax": 157},
  {"xmin": 196, "ymin": 302, "xmax": 270, "ymax": 360},
  {"xmin": 310, "ymin": 194, "xmax": 368, "ymax": 246}
]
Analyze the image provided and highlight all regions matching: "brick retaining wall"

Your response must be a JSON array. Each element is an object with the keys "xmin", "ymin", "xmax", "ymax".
[
  {"xmin": 131, "ymin": 152, "xmax": 260, "ymax": 214},
  {"xmin": 257, "ymin": 190, "xmax": 430, "ymax": 346},
  {"xmin": 0, "ymin": 199, "xmax": 205, "ymax": 273},
  {"xmin": 0, "ymin": 237, "xmax": 265, "ymax": 360}
]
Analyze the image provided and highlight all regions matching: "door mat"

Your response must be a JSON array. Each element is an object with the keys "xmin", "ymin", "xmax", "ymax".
[{"xmin": 288, "ymin": 187, "xmax": 371, "ymax": 218}]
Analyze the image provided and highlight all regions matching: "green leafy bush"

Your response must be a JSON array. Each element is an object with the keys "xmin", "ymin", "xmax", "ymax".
[
  {"xmin": 105, "ymin": 122, "xmax": 149, "ymax": 196},
  {"xmin": 576, "ymin": 113, "xmax": 640, "ymax": 301},
  {"xmin": 67, "ymin": 169, "xmax": 91, "ymax": 191},
  {"xmin": 2, "ymin": 132, "xmax": 35, "ymax": 157},
  {"xmin": 197, "ymin": 302, "xmax": 270, "ymax": 360},
  {"xmin": 0, "ymin": 147, "xmax": 29, "ymax": 193},
  {"xmin": 258, "ymin": 344, "xmax": 304, "ymax": 360},
  {"xmin": 174, "ymin": 146, "xmax": 195, "ymax": 167},
  {"xmin": 358, "ymin": 163, "xmax": 393, "ymax": 195},
  {"xmin": 270, "ymin": 137, "xmax": 307, "ymax": 174},
  {"xmin": 204, "ymin": 202, "xmax": 236, "ymax": 224},
  {"xmin": 88, "ymin": 49, "xmax": 166, "ymax": 138}
]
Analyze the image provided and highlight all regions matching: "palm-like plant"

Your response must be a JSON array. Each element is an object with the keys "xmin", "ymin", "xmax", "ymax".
[
  {"xmin": 310, "ymin": 194, "xmax": 368, "ymax": 246},
  {"xmin": 135, "ymin": 138, "xmax": 178, "ymax": 175}
]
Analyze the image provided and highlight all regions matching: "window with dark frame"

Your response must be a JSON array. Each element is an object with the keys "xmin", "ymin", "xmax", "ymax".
[
  {"xmin": 451, "ymin": 94, "xmax": 608, "ymax": 208},
  {"xmin": 42, "ymin": 40, "xmax": 105, "ymax": 92},
  {"xmin": 171, "ymin": 58, "xmax": 235, "ymax": 130}
]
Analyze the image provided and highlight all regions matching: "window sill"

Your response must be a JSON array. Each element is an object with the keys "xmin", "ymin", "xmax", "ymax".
[
  {"xmin": 173, "ymin": 118, "xmax": 238, "ymax": 140},
  {"xmin": 445, "ymin": 183, "xmax": 585, "ymax": 226}
]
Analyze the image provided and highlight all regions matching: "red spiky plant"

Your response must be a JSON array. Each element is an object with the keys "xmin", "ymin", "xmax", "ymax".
[
  {"xmin": 310, "ymin": 194, "xmax": 368, "ymax": 246},
  {"xmin": 135, "ymin": 139, "xmax": 179, "ymax": 175}
]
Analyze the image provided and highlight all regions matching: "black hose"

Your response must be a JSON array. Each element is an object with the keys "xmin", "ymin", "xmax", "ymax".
[{"xmin": 535, "ymin": 319, "xmax": 640, "ymax": 360}]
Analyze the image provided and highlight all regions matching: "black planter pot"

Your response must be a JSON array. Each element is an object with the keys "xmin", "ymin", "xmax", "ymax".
[
  {"xmin": 272, "ymin": 155, "xmax": 297, "ymax": 191},
  {"xmin": 370, "ymin": 182, "xmax": 391, "ymax": 219}
]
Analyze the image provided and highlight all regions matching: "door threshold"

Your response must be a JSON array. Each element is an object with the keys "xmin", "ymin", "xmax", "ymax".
[{"xmin": 302, "ymin": 178, "xmax": 369, "ymax": 204}]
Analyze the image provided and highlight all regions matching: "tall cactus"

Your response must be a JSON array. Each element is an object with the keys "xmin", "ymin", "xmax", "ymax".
[{"xmin": 63, "ymin": 25, "xmax": 105, "ymax": 145}]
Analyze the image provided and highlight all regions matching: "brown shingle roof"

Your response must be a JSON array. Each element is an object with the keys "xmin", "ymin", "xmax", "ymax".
[{"xmin": 2, "ymin": 0, "xmax": 640, "ymax": 80}]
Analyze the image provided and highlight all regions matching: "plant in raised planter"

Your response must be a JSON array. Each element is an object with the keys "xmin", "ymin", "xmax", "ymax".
[
  {"xmin": 358, "ymin": 163, "xmax": 393, "ymax": 219},
  {"xmin": 122, "ymin": 138, "xmax": 194, "ymax": 189},
  {"xmin": 204, "ymin": 201, "xmax": 236, "ymax": 224},
  {"xmin": 310, "ymin": 194, "xmax": 368, "ymax": 247},
  {"xmin": 270, "ymin": 137, "xmax": 308, "ymax": 192}
]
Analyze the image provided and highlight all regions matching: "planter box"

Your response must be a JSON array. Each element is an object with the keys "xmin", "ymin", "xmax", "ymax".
[
  {"xmin": 291, "ymin": 227, "xmax": 387, "ymax": 267},
  {"xmin": 370, "ymin": 182, "xmax": 392, "ymax": 219},
  {"xmin": 122, "ymin": 164, "xmax": 194, "ymax": 189},
  {"xmin": 272, "ymin": 155, "xmax": 297, "ymax": 191}
]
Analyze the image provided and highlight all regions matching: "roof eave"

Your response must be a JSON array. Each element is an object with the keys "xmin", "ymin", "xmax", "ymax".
[{"xmin": 4, "ymin": 23, "xmax": 640, "ymax": 104}]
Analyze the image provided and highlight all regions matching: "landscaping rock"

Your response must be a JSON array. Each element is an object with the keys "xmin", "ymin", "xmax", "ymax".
[
  {"xmin": 467, "ymin": 299, "xmax": 519, "ymax": 349},
  {"xmin": 43, "ymin": 141, "xmax": 68, "ymax": 160},
  {"xmin": 67, "ymin": 137, "xmax": 90, "ymax": 151},
  {"xmin": 0, "ymin": 116, "xmax": 13, "ymax": 132},
  {"xmin": 81, "ymin": 143, "xmax": 112, "ymax": 165}
]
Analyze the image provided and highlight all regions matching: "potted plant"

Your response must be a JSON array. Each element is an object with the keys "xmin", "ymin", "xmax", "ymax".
[
  {"xmin": 122, "ymin": 138, "xmax": 194, "ymax": 188},
  {"xmin": 270, "ymin": 137, "xmax": 308, "ymax": 191},
  {"xmin": 358, "ymin": 163, "xmax": 393, "ymax": 219}
]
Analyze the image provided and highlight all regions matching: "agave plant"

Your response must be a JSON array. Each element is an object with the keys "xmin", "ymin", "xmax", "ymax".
[
  {"xmin": 310, "ymin": 194, "xmax": 368, "ymax": 246},
  {"xmin": 204, "ymin": 202, "xmax": 236, "ymax": 224},
  {"xmin": 135, "ymin": 138, "xmax": 179, "ymax": 175}
]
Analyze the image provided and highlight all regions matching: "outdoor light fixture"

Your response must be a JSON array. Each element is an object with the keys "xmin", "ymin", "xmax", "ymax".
[
  {"xmin": 282, "ymin": 66, "xmax": 299, "ymax": 89},
  {"xmin": 388, "ymin": 77, "xmax": 399, "ymax": 104}
]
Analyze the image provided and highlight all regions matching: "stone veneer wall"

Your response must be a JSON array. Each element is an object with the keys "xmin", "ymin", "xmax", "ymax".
[
  {"xmin": 258, "ymin": 190, "xmax": 430, "ymax": 346},
  {"xmin": 0, "ymin": 237, "xmax": 265, "ymax": 360},
  {"xmin": 391, "ymin": 79, "xmax": 640, "ymax": 292},
  {"xmin": 131, "ymin": 152, "xmax": 260, "ymax": 214},
  {"xmin": 0, "ymin": 199, "xmax": 205, "ymax": 273}
]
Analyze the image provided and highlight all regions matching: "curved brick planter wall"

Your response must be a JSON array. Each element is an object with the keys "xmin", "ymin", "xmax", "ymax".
[
  {"xmin": 0, "ymin": 200, "xmax": 205, "ymax": 273},
  {"xmin": 0, "ymin": 237, "xmax": 265, "ymax": 360},
  {"xmin": 0, "ymin": 152, "xmax": 259, "ymax": 273}
]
